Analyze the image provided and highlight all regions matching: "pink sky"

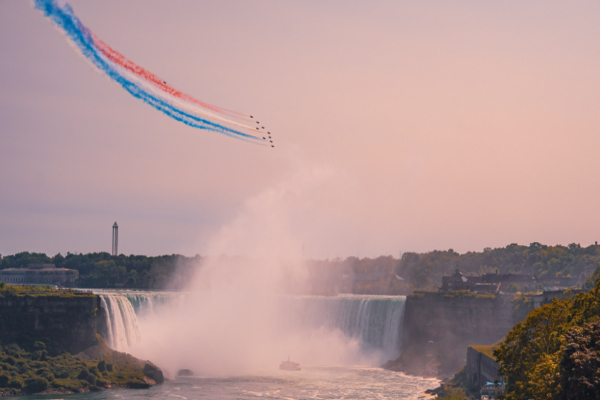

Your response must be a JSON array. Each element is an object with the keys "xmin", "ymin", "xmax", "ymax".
[{"xmin": 1, "ymin": 1, "xmax": 599, "ymax": 258}]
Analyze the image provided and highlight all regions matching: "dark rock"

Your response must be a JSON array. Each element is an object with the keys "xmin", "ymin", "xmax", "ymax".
[
  {"xmin": 0, "ymin": 295, "xmax": 102, "ymax": 354},
  {"xmin": 177, "ymin": 369, "xmax": 194, "ymax": 377},
  {"xmin": 143, "ymin": 363, "xmax": 164, "ymax": 384},
  {"xmin": 127, "ymin": 381, "xmax": 151, "ymax": 389}
]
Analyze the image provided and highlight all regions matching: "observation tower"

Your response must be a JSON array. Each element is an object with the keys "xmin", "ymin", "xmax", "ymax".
[{"xmin": 112, "ymin": 222, "xmax": 118, "ymax": 256}]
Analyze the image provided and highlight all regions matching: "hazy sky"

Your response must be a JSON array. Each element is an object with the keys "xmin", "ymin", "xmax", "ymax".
[{"xmin": 1, "ymin": 1, "xmax": 600, "ymax": 258}]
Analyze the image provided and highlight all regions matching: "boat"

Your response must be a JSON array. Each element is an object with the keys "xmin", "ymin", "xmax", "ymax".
[{"xmin": 279, "ymin": 356, "xmax": 301, "ymax": 371}]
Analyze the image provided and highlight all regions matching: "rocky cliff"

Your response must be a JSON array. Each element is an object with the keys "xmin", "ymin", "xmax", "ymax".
[
  {"xmin": 385, "ymin": 292, "xmax": 519, "ymax": 377},
  {"xmin": 0, "ymin": 294, "xmax": 105, "ymax": 354}
]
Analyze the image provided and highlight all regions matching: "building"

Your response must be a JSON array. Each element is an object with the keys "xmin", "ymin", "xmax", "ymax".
[
  {"xmin": 0, "ymin": 264, "xmax": 79, "ymax": 285},
  {"xmin": 441, "ymin": 268, "xmax": 473, "ymax": 291},
  {"xmin": 441, "ymin": 268, "xmax": 537, "ymax": 293},
  {"xmin": 480, "ymin": 272, "xmax": 537, "ymax": 291}
]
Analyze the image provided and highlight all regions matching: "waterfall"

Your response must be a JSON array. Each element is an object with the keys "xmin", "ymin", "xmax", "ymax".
[
  {"xmin": 97, "ymin": 291, "xmax": 405, "ymax": 358},
  {"xmin": 98, "ymin": 294, "xmax": 142, "ymax": 351},
  {"xmin": 290, "ymin": 295, "xmax": 406, "ymax": 358}
]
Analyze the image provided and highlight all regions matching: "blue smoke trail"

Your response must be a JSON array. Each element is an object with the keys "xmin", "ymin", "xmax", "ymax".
[{"xmin": 34, "ymin": 0, "xmax": 264, "ymax": 143}]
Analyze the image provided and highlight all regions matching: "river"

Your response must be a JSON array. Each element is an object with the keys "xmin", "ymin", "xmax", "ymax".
[
  {"xmin": 8, "ymin": 291, "xmax": 438, "ymax": 399},
  {"xmin": 6, "ymin": 366, "xmax": 438, "ymax": 400}
]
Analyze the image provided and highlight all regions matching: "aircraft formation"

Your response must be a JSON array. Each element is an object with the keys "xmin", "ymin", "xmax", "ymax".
[{"xmin": 34, "ymin": 0, "xmax": 274, "ymax": 147}]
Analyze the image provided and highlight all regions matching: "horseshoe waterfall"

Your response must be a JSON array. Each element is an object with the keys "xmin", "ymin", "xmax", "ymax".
[{"xmin": 96, "ymin": 291, "xmax": 406, "ymax": 360}]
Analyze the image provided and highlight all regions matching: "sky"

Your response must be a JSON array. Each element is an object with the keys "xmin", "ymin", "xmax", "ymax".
[{"xmin": 1, "ymin": 1, "xmax": 600, "ymax": 259}]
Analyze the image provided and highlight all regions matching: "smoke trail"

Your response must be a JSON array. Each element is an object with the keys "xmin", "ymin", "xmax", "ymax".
[{"xmin": 34, "ymin": 0, "xmax": 271, "ymax": 145}]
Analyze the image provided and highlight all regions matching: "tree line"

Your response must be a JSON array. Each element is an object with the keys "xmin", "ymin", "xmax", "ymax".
[
  {"xmin": 0, "ymin": 252, "xmax": 200, "ymax": 289},
  {"xmin": 1, "ymin": 242, "xmax": 599, "ymax": 291}
]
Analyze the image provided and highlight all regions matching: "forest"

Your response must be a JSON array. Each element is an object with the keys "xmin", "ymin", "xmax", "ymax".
[
  {"xmin": 1, "ymin": 242, "xmax": 598, "ymax": 291},
  {"xmin": 0, "ymin": 252, "xmax": 200, "ymax": 289}
]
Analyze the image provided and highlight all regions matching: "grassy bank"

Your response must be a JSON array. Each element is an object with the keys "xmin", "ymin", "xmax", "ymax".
[{"xmin": 0, "ymin": 335, "xmax": 161, "ymax": 396}]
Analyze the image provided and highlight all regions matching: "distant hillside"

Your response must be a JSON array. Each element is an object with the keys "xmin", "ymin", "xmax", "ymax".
[
  {"xmin": 0, "ymin": 252, "xmax": 200, "ymax": 289},
  {"xmin": 397, "ymin": 242, "xmax": 600, "ymax": 291},
  {"xmin": 306, "ymin": 242, "xmax": 600, "ymax": 293},
  {"xmin": 2, "ymin": 242, "xmax": 599, "ymax": 291}
]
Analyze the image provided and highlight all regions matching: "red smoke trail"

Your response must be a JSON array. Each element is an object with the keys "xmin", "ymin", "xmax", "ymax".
[{"xmin": 91, "ymin": 34, "xmax": 252, "ymax": 122}]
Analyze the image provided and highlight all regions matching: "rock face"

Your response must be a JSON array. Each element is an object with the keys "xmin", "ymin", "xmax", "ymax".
[
  {"xmin": 0, "ymin": 294, "xmax": 104, "ymax": 353},
  {"xmin": 143, "ymin": 363, "xmax": 164, "ymax": 384},
  {"xmin": 386, "ymin": 293, "xmax": 518, "ymax": 376},
  {"xmin": 177, "ymin": 369, "xmax": 194, "ymax": 377},
  {"xmin": 402, "ymin": 293, "xmax": 515, "ymax": 346}
]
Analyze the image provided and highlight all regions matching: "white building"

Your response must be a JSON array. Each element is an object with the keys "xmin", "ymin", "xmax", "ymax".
[{"xmin": 0, "ymin": 263, "xmax": 79, "ymax": 285}]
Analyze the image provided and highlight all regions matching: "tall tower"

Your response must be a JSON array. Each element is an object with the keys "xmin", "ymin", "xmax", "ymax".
[{"xmin": 112, "ymin": 222, "xmax": 118, "ymax": 256}]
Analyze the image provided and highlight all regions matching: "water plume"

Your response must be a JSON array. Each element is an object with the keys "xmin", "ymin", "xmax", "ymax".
[{"xmin": 123, "ymin": 167, "xmax": 390, "ymax": 376}]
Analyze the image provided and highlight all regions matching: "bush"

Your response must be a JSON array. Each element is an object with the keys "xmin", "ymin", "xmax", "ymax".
[
  {"xmin": 97, "ymin": 360, "xmax": 106, "ymax": 372},
  {"xmin": 54, "ymin": 369, "xmax": 70, "ymax": 379},
  {"xmin": 106, "ymin": 363, "xmax": 113, "ymax": 372},
  {"xmin": 77, "ymin": 368, "xmax": 89, "ymax": 380},
  {"xmin": 36, "ymin": 369, "xmax": 54, "ymax": 382},
  {"xmin": 9, "ymin": 377, "xmax": 23, "ymax": 389},
  {"xmin": 24, "ymin": 376, "xmax": 48, "ymax": 393},
  {"xmin": 89, "ymin": 365, "xmax": 100, "ymax": 377},
  {"xmin": 0, "ymin": 373, "xmax": 9, "ymax": 387},
  {"xmin": 507, "ymin": 283, "xmax": 520, "ymax": 293},
  {"xmin": 33, "ymin": 341, "xmax": 46, "ymax": 351}
]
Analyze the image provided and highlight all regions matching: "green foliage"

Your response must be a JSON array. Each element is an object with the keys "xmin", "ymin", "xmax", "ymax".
[
  {"xmin": 559, "ymin": 320, "xmax": 600, "ymax": 399},
  {"xmin": 469, "ymin": 344, "xmax": 496, "ymax": 359},
  {"xmin": 435, "ymin": 386, "xmax": 470, "ymax": 400},
  {"xmin": 409, "ymin": 290, "xmax": 497, "ymax": 300},
  {"xmin": 0, "ymin": 284, "xmax": 91, "ymax": 299},
  {"xmin": 9, "ymin": 376, "xmax": 23, "ymax": 389},
  {"xmin": 1, "ymin": 252, "xmax": 201, "ymax": 289},
  {"xmin": 88, "ymin": 365, "xmax": 100, "ymax": 377},
  {"xmin": 397, "ymin": 242, "xmax": 599, "ymax": 291},
  {"xmin": 507, "ymin": 283, "xmax": 520, "ymax": 293},
  {"xmin": 583, "ymin": 262, "xmax": 600, "ymax": 289},
  {"xmin": 23, "ymin": 376, "xmax": 48, "ymax": 393},
  {"xmin": 33, "ymin": 341, "xmax": 46, "ymax": 351},
  {"xmin": 97, "ymin": 360, "xmax": 106, "ymax": 372},
  {"xmin": 431, "ymin": 367, "xmax": 477, "ymax": 400},
  {"xmin": 495, "ymin": 279, "xmax": 600, "ymax": 400},
  {"xmin": 76, "ymin": 368, "xmax": 89, "ymax": 379},
  {"xmin": 0, "ymin": 373, "xmax": 9, "ymax": 387},
  {"xmin": 0, "ymin": 335, "xmax": 153, "ymax": 395},
  {"xmin": 511, "ymin": 295, "xmax": 534, "ymax": 322},
  {"xmin": 305, "ymin": 243, "xmax": 599, "ymax": 294},
  {"xmin": 3, "ymin": 243, "xmax": 597, "ymax": 292}
]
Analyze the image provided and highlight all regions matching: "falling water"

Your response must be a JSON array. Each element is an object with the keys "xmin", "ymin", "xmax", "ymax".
[
  {"xmin": 286, "ymin": 295, "xmax": 406, "ymax": 358},
  {"xmin": 98, "ymin": 294, "xmax": 142, "ymax": 351},
  {"xmin": 96, "ymin": 291, "xmax": 405, "ymax": 359}
]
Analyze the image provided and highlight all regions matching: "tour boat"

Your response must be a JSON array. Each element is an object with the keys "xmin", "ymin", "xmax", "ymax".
[{"xmin": 279, "ymin": 356, "xmax": 301, "ymax": 371}]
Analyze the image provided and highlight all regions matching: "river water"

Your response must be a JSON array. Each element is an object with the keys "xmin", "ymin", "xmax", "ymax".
[
  {"xmin": 8, "ymin": 366, "xmax": 438, "ymax": 400},
  {"xmin": 8, "ymin": 291, "xmax": 438, "ymax": 399}
]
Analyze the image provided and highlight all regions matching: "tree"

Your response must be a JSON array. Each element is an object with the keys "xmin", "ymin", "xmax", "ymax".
[
  {"xmin": 495, "ymin": 279, "xmax": 600, "ymax": 400},
  {"xmin": 507, "ymin": 283, "xmax": 520, "ymax": 293},
  {"xmin": 559, "ymin": 320, "xmax": 600, "ymax": 399}
]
